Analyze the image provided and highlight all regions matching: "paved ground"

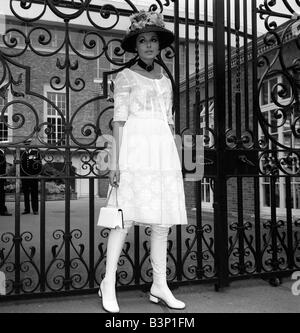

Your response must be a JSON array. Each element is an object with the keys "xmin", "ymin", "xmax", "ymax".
[
  {"xmin": 0, "ymin": 277, "xmax": 299, "ymax": 313},
  {"xmin": 1, "ymin": 199, "xmax": 300, "ymax": 315}
]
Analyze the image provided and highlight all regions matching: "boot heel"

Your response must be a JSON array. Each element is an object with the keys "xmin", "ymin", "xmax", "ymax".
[
  {"xmin": 149, "ymin": 294, "xmax": 159, "ymax": 304},
  {"xmin": 99, "ymin": 281, "xmax": 120, "ymax": 313}
]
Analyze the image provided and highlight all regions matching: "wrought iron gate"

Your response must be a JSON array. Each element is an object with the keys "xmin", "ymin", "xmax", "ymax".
[{"xmin": 0, "ymin": 0, "xmax": 299, "ymax": 300}]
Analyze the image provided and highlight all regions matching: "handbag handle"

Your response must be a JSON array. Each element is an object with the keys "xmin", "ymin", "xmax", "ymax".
[{"xmin": 106, "ymin": 184, "xmax": 119, "ymax": 207}]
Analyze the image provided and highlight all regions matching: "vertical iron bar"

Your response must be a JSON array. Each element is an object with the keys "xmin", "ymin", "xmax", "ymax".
[
  {"xmin": 174, "ymin": 0, "xmax": 180, "ymax": 132},
  {"xmin": 251, "ymin": 0, "xmax": 262, "ymax": 273},
  {"xmin": 227, "ymin": 0, "xmax": 233, "ymax": 129},
  {"xmin": 243, "ymin": 0, "xmax": 249, "ymax": 131},
  {"xmin": 285, "ymin": 177, "xmax": 294, "ymax": 269},
  {"xmin": 40, "ymin": 179, "xmax": 46, "ymax": 292},
  {"xmin": 185, "ymin": 0, "xmax": 190, "ymax": 128},
  {"xmin": 254, "ymin": 176, "xmax": 262, "ymax": 273},
  {"xmin": 14, "ymin": 147, "xmax": 21, "ymax": 294},
  {"xmin": 251, "ymin": 0, "xmax": 259, "ymax": 150},
  {"xmin": 237, "ymin": 177, "xmax": 245, "ymax": 274},
  {"xmin": 204, "ymin": 0, "xmax": 209, "ymax": 130},
  {"xmin": 194, "ymin": 0, "xmax": 203, "ymax": 280},
  {"xmin": 235, "ymin": 0, "xmax": 242, "ymax": 144},
  {"xmin": 251, "ymin": 0, "xmax": 259, "ymax": 146},
  {"xmin": 89, "ymin": 178, "xmax": 95, "ymax": 288},
  {"xmin": 213, "ymin": 0, "xmax": 229, "ymax": 289},
  {"xmin": 64, "ymin": 19, "xmax": 71, "ymax": 291},
  {"xmin": 203, "ymin": 2, "xmax": 209, "ymax": 270},
  {"xmin": 235, "ymin": 0, "xmax": 240, "ymax": 34},
  {"xmin": 134, "ymin": 226, "xmax": 140, "ymax": 284},
  {"xmin": 174, "ymin": 0, "xmax": 182, "ymax": 282},
  {"xmin": 270, "ymin": 173, "xmax": 278, "ymax": 272}
]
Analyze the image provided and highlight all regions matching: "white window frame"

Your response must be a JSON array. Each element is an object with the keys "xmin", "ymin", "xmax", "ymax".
[
  {"xmin": 0, "ymin": 85, "xmax": 13, "ymax": 143},
  {"xmin": 43, "ymin": 85, "xmax": 67, "ymax": 146},
  {"xmin": 50, "ymin": 28, "xmax": 58, "ymax": 48},
  {"xmin": 201, "ymin": 178, "xmax": 214, "ymax": 211},
  {"xmin": 259, "ymin": 75, "xmax": 300, "ymax": 216},
  {"xmin": 93, "ymin": 78, "xmax": 114, "ymax": 96},
  {"xmin": 199, "ymin": 100, "xmax": 214, "ymax": 210}
]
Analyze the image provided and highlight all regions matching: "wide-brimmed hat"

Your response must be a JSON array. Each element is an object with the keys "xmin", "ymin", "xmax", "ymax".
[{"xmin": 121, "ymin": 10, "xmax": 174, "ymax": 53}]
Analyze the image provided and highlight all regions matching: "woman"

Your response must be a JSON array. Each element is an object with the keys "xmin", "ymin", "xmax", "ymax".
[{"xmin": 99, "ymin": 10, "xmax": 188, "ymax": 313}]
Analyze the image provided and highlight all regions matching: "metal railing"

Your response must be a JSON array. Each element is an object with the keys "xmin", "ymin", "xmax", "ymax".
[{"xmin": 0, "ymin": 0, "xmax": 299, "ymax": 300}]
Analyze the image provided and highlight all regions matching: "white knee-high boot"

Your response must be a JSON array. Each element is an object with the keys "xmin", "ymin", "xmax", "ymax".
[
  {"xmin": 99, "ymin": 227, "xmax": 129, "ymax": 313},
  {"xmin": 149, "ymin": 225, "xmax": 185, "ymax": 310}
]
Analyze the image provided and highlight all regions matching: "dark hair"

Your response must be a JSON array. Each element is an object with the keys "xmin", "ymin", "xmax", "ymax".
[{"xmin": 121, "ymin": 25, "xmax": 174, "ymax": 53}]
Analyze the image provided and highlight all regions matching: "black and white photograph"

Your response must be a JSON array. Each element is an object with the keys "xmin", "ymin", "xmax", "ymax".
[{"xmin": 0, "ymin": 0, "xmax": 299, "ymax": 323}]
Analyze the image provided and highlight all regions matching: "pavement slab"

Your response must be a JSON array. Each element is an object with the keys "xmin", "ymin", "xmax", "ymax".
[{"xmin": 0, "ymin": 277, "xmax": 299, "ymax": 313}]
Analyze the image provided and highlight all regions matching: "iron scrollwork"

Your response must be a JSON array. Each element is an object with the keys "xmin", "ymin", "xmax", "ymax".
[
  {"xmin": 0, "ymin": 0, "xmax": 180, "ymax": 297},
  {"xmin": 257, "ymin": 1, "xmax": 300, "ymax": 155}
]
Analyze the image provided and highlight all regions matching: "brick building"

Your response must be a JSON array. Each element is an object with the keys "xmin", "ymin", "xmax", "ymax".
[
  {"xmin": 179, "ymin": 19, "xmax": 300, "ymax": 218},
  {"xmin": 2, "ymin": 11, "xmax": 298, "ymax": 218},
  {"xmin": 0, "ymin": 13, "xmax": 213, "ymax": 200}
]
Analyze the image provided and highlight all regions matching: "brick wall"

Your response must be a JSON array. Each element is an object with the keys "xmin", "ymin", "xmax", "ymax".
[{"xmin": 178, "ymin": 38, "xmax": 297, "ymax": 215}]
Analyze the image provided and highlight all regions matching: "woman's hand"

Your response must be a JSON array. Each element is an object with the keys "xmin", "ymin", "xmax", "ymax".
[{"xmin": 109, "ymin": 169, "xmax": 120, "ymax": 187}]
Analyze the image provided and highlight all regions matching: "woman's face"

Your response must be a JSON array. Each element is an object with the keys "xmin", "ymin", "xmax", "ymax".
[{"xmin": 135, "ymin": 32, "xmax": 160, "ymax": 62}]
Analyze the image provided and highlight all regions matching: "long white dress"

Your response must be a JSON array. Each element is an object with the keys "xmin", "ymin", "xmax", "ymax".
[{"xmin": 106, "ymin": 68, "xmax": 188, "ymax": 227}]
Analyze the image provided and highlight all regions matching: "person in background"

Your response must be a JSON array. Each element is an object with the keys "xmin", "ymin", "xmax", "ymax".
[
  {"xmin": 0, "ymin": 148, "xmax": 12, "ymax": 216},
  {"xmin": 21, "ymin": 139, "xmax": 42, "ymax": 215}
]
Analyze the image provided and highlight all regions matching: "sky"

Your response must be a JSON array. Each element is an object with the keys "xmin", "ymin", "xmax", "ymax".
[
  {"xmin": 0, "ymin": 0, "xmax": 297, "ymax": 37},
  {"xmin": 256, "ymin": 0, "xmax": 294, "ymax": 34}
]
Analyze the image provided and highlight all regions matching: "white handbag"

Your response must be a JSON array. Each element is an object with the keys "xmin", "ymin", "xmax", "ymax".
[{"xmin": 97, "ymin": 185, "xmax": 124, "ymax": 229}]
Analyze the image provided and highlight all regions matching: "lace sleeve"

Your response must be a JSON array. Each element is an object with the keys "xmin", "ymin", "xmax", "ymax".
[
  {"xmin": 113, "ymin": 71, "xmax": 130, "ymax": 122},
  {"xmin": 166, "ymin": 80, "xmax": 174, "ymax": 125}
]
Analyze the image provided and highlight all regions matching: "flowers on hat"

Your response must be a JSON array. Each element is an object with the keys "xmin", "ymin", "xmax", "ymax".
[{"xmin": 127, "ymin": 10, "xmax": 165, "ymax": 33}]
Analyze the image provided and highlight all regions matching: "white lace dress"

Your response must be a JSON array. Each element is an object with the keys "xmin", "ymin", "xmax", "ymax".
[{"xmin": 106, "ymin": 68, "xmax": 188, "ymax": 227}]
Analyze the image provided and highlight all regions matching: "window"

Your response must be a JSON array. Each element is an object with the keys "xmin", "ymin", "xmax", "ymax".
[
  {"xmin": 0, "ymin": 96, "xmax": 8, "ymax": 142},
  {"xmin": 46, "ymin": 91, "xmax": 66, "ymax": 146},
  {"xmin": 259, "ymin": 75, "xmax": 300, "ymax": 211},
  {"xmin": 0, "ymin": 87, "xmax": 12, "ymax": 142},
  {"xmin": 199, "ymin": 98, "xmax": 214, "ymax": 209},
  {"xmin": 260, "ymin": 76, "xmax": 292, "ymax": 106},
  {"xmin": 201, "ymin": 178, "xmax": 213, "ymax": 204},
  {"xmin": 261, "ymin": 176, "xmax": 280, "ymax": 208},
  {"xmin": 199, "ymin": 98, "xmax": 214, "ymax": 146},
  {"xmin": 51, "ymin": 28, "xmax": 65, "ymax": 48},
  {"xmin": 291, "ymin": 177, "xmax": 300, "ymax": 209},
  {"xmin": 3, "ymin": 21, "xmax": 26, "ymax": 48},
  {"xmin": 96, "ymin": 54, "xmax": 110, "ymax": 95},
  {"xmin": 109, "ymin": 40, "xmax": 133, "ymax": 79},
  {"xmin": 70, "ymin": 29, "xmax": 98, "ymax": 54},
  {"xmin": 96, "ymin": 36, "xmax": 110, "ymax": 79},
  {"xmin": 95, "ymin": 37, "xmax": 130, "ymax": 94}
]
